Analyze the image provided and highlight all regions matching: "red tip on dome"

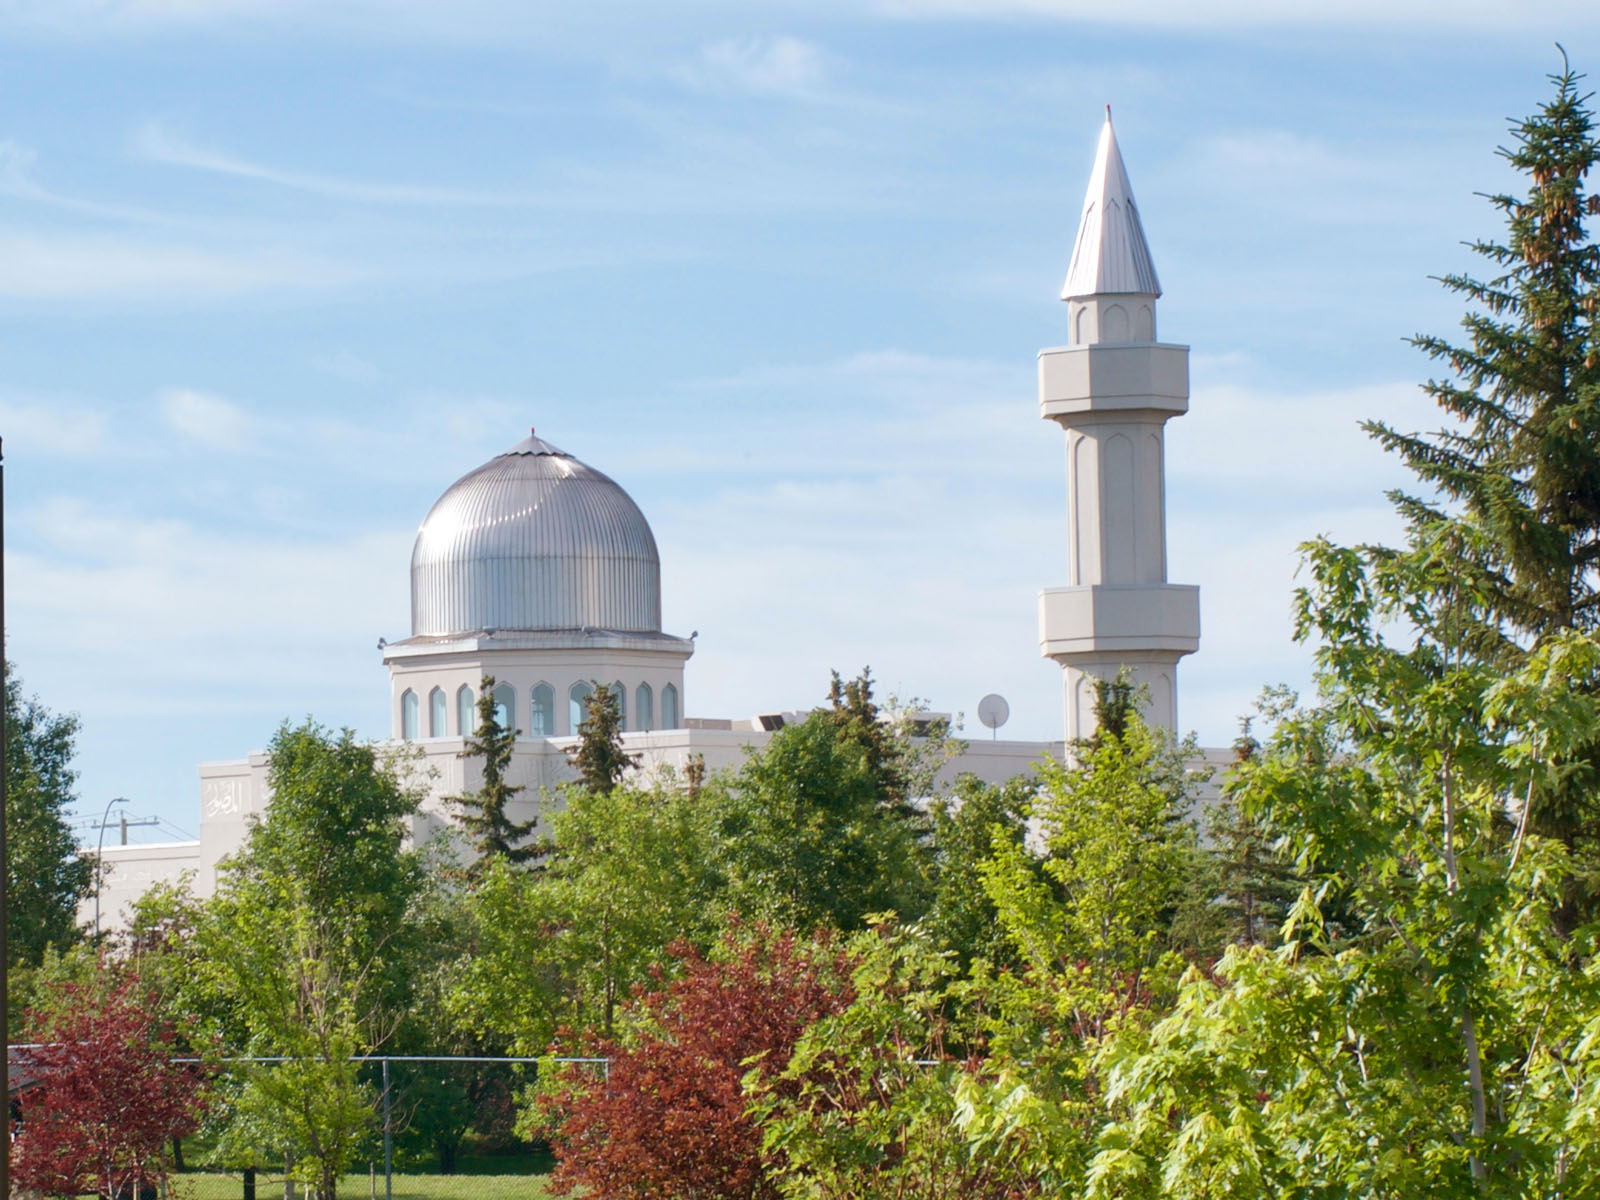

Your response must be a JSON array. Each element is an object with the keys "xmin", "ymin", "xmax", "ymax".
[{"xmin": 1106, "ymin": 103, "xmax": 1112, "ymax": 120}]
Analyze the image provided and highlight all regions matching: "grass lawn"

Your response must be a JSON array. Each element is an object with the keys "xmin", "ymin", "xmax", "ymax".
[{"xmin": 177, "ymin": 1172, "xmax": 555, "ymax": 1200}]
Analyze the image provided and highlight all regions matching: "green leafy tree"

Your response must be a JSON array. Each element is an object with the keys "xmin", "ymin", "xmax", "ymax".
[
  {"xmin": 4, "ymin": 663, "xmax": 93, "ymax": 972},
  {"xmin": 451, "ymin": 675, "xmax": 538, "ymax": 871},
  {"xmin": 449, "ymin": 781, "xmax": 722, "ymax": 1047},
  {"xmin": 712, "ymin": 673, "xmax": 936, "ymax": 932},
  {"xmin": 984, "ymin": 711, "xmax": 1197, "ymax": 1005},
  {"xmin": 567, "ymin": 681, "xmax": 637, "ymax": 794},
  {"xmin": 1081, "ymin": 542, "xmax": 1600, "ymax": 1198},
  {"xmin": 755, "ymin": 924, "xmax": 1042, "ymax": 1200},
  {"xmin": 921, "ymin": 773, "xmax": 1035, "ymax": 966},
  {"xmin": 199, "ymin": 721, "xmax": 428, "ymax": 1200}
]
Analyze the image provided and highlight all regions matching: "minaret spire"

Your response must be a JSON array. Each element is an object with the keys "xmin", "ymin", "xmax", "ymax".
[
  {"xmin": 1037, "ymin": 114, "xmax": 1199, "ymax": 742},
  {"xmin": 1061, "ymin": 110, "xmax": 1161, "ymax": 302}
]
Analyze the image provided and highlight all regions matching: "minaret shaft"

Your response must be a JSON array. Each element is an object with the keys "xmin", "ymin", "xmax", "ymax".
[{"xmin": 1039, "ymin": 116, "xmax": 1199, "ymax": 743}]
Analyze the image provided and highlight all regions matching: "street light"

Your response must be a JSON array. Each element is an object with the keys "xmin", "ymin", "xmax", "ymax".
[{"xmin": 93, "ymin": 796, "xmax": 130, "ymax": 939}]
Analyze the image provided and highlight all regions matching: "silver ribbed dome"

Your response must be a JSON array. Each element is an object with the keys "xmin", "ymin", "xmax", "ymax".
[{"xmin": 410, "ymin": 433, "xmax": 661, "ymax": 637}]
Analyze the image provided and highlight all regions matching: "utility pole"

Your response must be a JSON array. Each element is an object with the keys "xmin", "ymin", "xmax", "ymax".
[
  {"xmin": 2, "ymin": 434, "xmax": 10, "ymax": 1197},
  {"xmin": 94, "ymin": 796, "xmax": 130, "ymax": 938}
]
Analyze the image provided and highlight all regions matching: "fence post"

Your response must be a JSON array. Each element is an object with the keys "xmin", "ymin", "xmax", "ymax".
[{"xmin": 382, "ymin": 1057, "xmax": 393, "ymax": 1200}]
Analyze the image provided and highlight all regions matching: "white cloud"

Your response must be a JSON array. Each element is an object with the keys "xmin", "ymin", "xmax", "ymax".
[
  {"xmin": 132, "ymin": 123, "xmax": 535, "ymax": 207},
  {"xmin": 0, "ymin": 228, "xmax": 361, "ymax": 298},
  {"xmin": 874, "ymin": 0, "xmax": 1598, "ymax": 30},
  {"xmin": 312, "ymin": 350, "xmax": 382, "ymax": 385},
  {"xmin": 684, "ymin": 36, "xmax": 828, "ymax": 98},
  {"xmin": 9, "ymin": 497, "xmax": 411, "ymax": 709},
  {"xmin": 0, "ymin": 392, "xmax": 111, "ymax": 457},
  {"xmin": 0, "ymin": 139, "xmax": 42, "ymax": 197},
  {"xmin": 159, "ymin": 388, "xmax": 255, "ymax": 450}
]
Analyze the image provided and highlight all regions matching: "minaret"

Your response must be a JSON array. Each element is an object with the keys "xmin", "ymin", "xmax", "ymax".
[{"xmin": 1038, "ymin": 111, "xmax": 1199, "ymax": 742}]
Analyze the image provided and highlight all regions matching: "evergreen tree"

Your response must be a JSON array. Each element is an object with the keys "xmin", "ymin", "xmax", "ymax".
[
  {"xmin": 450, "ymin": 675, "xmax": 538, "ymax": 870},
  {"xmin": 1369, "ymin": 56, "xmax": 1600, "ymax": 657},
  {"xmin": 566, "ymin": 682, "xmax": 637, "ymax": 795},
  {"xmin": 1200, "ymin": 716, "xmax": 1300, "ymax": 950},
  {"xmin": 1366, "ymin": 58, "xmax": 1600, "ymax": 916},
  {"xmin": 826, "ymin": 667, "xmax": 909, "ymax": 815},
  {"xmin": 5, "ymin": 664, "xmax": 94, "ymax": 970}
]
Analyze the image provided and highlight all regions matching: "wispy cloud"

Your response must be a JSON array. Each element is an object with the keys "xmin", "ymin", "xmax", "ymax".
[
  {"xmin": 0, "ymin": 228, "xmax": 362, "ymax": 298},
  {"xmin": 681, "ymin": 36, "xmax": 830, "ymax": 99},
  {"xmin": 160, "ymin": 388, "xmax": 255, "ymax": 450},
  {"xmin": 0, "ymin": 391, "xmax": 112, "ymax": 456},
  {"xmin": 312, "ymin": 350, "xmax": 382, "ymax": 385},
  {"xmin": 132, "ymin": 123, "xmax": 536, "ymax": 208},
  {"xmin": 0, "ymin": 138, "xmax": 191, "ymax": 226},
  {"xmin": 875, "ymin": 0, "xmax": 1597, "ymax": 30}
]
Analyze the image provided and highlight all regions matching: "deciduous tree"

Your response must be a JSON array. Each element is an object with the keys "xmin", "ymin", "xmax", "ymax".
[
  {"xmin": 13, "ymin": 973, "xmax": 208, "ymax": 1198},
  {"xmin": 713, "ymin": 672, "xmax": 936, "ymax": 932},
  {"xmin": 4, "ymin": 663, "xmax": 93, "ymax": 972},
  {"xmin": 542, "ymin": 921, "xmax": 856, "ymax": 1200},
  {"xmin": 450, "ymin": 782, "xmax": 722, "ymax": 1047},
  {"xmin": 200, "ymin": 720, "xmax": 428, "ymax": 1200}
]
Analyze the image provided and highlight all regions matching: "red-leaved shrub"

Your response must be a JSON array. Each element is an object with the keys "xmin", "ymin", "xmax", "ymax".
[
  {"xmin": 543, "ymin": 922, "xmax": 855, "ymax": 1200},
  {"xmin": 14, "ymin": 974, "xmax": 208, "ymax": 1198}
]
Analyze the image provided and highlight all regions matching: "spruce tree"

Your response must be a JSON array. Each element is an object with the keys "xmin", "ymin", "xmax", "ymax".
[
  {"xmin": 1369, "ymin": 56, "xmax": 1600, "ymax": 658},
  {"xmin": 567, "ymin": 682, "xmax": 637, "ymax": 795},
  {"xmin": 451, "ymin": 674, "xmax": 538, "ymax": 870},
  {"xmin": 825, "ymin": 667, "xmax": 911, "ymax": 817},
  {"xmin": 1366, "ymin": 58, "xmax": 1600, "ymax": 917},
  {"xmin": 1363, "ymin": 58, "xmax": 1600, "ymax": 921}
]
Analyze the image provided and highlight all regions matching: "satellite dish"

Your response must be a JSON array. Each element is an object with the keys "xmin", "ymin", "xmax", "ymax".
[{"xmin": 977, "ymin": 693, "xmax": 1010, "ymax": 740}]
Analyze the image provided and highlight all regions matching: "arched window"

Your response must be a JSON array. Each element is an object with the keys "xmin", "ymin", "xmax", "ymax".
[
  {"xmin": 428, "ymin": 687, "xmax": 447, "ymax": 738},
  {"xmin": 662, "ymin": 683, "xmax": 680, "ymax": 730},
  {"xmin": 569, "ymin": 681, "xmax": 594, "ymax": 734},
  {"xmin": 456, "ymin": 684, "xmax": 474, "ymax": 736},
  {"xmin": 493, "ymin": 681, "xmax": 517, "ymax": 735},
  {"xmin": 611, "ymin": 680, "xmax": 627, "ymax": 730},
  {"xmin": 635, "ymin": 682, "xmax": 654, "ymax": 731},
  {"xmin": 530, "ymin": 682, "xmax": 555, "ymax": 736},
  {"xmin": 401, "ymin": 689, "xmax": 419, "ymax": 741}
]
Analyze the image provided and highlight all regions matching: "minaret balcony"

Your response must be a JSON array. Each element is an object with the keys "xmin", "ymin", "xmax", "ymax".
[
  {"xmin": 1038, "ymin": 342, "xmax": 1189, "ymax": 421},
  {"xmin": 1037, "ymin": 582, "xmax": 1200, "ymax": 659}
]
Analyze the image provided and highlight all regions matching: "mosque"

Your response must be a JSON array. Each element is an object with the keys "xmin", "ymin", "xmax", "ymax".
[{"xmin": 92, "ymin": 114, "xmax": 1228, "ymax": 924}]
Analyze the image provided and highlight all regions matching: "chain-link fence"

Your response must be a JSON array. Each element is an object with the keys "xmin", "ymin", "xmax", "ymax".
[{"xmin": 171, "ymin": 1056, "xmax": 606, "ymax": 1200}]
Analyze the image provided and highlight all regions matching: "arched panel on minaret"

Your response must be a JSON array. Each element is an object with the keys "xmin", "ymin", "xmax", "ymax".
[
  {"xmin": 1104, "ymin": 303, "xmax": 1129, "ymax": 343},
  {"xmin": 1074, "ymin": 672, "xmax": 1097, "ymax": 743},
  {"xmin": 1139, "ymin": 431, "xmax": 1165, "ymax": 584},
  {"xmin": 1104, "ymin": 432, "xmax": 1135, "ymax": 584},
  {"xmin": 1070, "ymin": 432, "xmax": 1096, "ymax": 585},
  {"xmin": 1154, "ymin": 670, "xmax": 1175, "ymax": 734},
  {"xmin": 1135, "ymin": 304, "xmax": 1154, "ymax": 341},
  {"xmin": 1073, "ymin": 303, "xmax": 1091, "ymax": 346}
]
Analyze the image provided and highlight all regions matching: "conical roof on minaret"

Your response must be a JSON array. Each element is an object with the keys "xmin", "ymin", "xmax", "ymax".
[{"xmin": 1060, "ymin": 110, "xmax": 1162, "ymax": 301}]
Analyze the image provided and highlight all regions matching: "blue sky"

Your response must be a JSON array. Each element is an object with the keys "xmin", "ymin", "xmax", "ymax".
[{"xmin": 4, "ymin": 0, "xmax": 1597, "ymax": 837}]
